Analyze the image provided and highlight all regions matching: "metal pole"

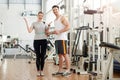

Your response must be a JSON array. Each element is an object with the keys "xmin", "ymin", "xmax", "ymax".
[{"xmin": 0, "ymin": 22, "xmax": 3, "ymax": 61}]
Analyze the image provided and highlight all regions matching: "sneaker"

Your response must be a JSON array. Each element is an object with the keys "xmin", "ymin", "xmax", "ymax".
[
  {"xmin": 52, "ymin": 72, "xmax": 63, "ymax": 76},
  {"xmin": 62, "ymin": 71, "xmax": 71, "ymax": 76},
  {"xmin": 40, "ymin": 71, "xmax": 45, "ymax": 76},
  {"xmin": 37, "ymin": 72, "xmax": 40, "ymax": 76}
]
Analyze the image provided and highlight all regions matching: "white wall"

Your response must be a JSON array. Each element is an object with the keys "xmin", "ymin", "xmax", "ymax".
[{"xmin": 0, "ymin": 4, "xmax": 40, "ymax": 47}]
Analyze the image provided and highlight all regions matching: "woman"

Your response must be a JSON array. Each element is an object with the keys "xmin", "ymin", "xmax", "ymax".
[{"xmin": 24, "ymin": 11, "xmax": 49, "ymax": 76}]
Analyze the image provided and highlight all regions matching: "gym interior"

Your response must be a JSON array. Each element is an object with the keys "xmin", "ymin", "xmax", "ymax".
[{"xmin": 0, "ymin": 0, "xmax": 120, "ymax": 80}]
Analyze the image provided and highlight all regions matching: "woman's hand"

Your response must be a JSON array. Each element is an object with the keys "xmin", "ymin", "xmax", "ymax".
[{"xmin": 45, "ymin": 29, "xmax": 50, "ymax": 36}]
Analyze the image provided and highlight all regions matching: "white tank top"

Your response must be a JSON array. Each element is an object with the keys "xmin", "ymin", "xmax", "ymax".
[{"xmin": 54, "ymin": 16, "xmax": 68, "ymax": 40}]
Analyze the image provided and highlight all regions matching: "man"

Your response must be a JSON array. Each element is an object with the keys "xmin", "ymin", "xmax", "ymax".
[{"xmin": 47, "ymin": 5, "xmax": 71, "ymax": 76}]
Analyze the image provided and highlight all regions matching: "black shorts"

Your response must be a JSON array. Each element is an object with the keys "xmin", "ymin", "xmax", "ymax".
[{"xmin": 55, "ymin": 40, "xmax": 68, "ymax": 54}]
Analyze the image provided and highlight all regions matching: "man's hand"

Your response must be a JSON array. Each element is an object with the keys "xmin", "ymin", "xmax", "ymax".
[{"xmin": 54, "ymin": 30, "xmax": 61, "ymax": 35}]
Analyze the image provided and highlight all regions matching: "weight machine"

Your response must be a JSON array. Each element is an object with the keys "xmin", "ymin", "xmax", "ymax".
[
  {"xmin": 97, "ymin": 42, "xmax": 120, "ymax": 80},
  {"xmin": 71, "ymin": 25, "xmax": 90, "ymax": 74}
]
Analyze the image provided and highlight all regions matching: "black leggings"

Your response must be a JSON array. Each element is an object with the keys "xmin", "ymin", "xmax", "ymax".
[{"xmin": 34, "ymin": 39, "xmax": 47, "ymax": 71}]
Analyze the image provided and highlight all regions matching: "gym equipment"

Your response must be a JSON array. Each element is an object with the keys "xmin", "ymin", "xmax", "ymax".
[
  {"xmin": 45, "ymin": 27, "xmax": 57, "ymax": 63},
  {"xmin": 82, "ymin": 40, "xmax": 88, "ymax": 57},
  {"xmin": 89, "ymin": 71, "xmax": 97, "ymax": 80},
  {"xmin": 16, "ymin": 44, "xmax": 31, "ymax": 60},
  {"xmin": 0, "ymin": 22, "xmax": 4, "ymax": 66},
  {"xmin": 84, "ymin": 10, "xmax": 97, "ymax": 15},
  {"xmin": 114, "ymin": 59, "xmax": 120, "ymax": 72},
  {"xmin": 46, "ymin": 38, "xmax": 56, "ymax": 62},
  {"xmin": 71, "ymin": 25, "xmax": 90, "ymax": 74},
  {"xmin": 69, "ymin": 0, "xmax": 114, "ymax": 79},
  {"xmin": 27, "ymin": 47, "xmax": 36, "ymax": 64},
  {"xmin": 98, "ymin": 42, "xmax": 120, "ymax": 80},
  {"xmin": 99, "ymin": 42, "xmax": 120, "ymax": 50},
  {"xmin": 47, "ymin": 39, "xmax": 54, "ymax": 51},
  {"xmin": 17, "ymin": 44, "xmax": 30, "ymax": 53},
  {"xmin": 84, "ymin": 9, "xmax": 103, "ymax": 15},
  {"xmin": 83, "ymin": 2, "xmax": 105, "ymax": 76},
  {"xmin": 88, "ymin": 41, "xmax": 120, "ymax": 80},
  {"xmin": 112, "ymin": 37, "xmax": 120, "ymax": 72},
  {"xmin": 72, "ymin": 25, "xmax": 90, "ymax": 58}
]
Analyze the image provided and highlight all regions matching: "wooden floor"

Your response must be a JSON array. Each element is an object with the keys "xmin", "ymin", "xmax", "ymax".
[{"xmin": 0, "ymin": 59, "xmax": 120, "ymax": 80}]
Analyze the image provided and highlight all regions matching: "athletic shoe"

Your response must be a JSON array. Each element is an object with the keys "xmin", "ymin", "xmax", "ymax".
[
  {"xmin": 37, "ymin": 72, "xmax": 40, "ymax": 76},
  {"xmin": 52, "ymin": 72, "xmax": 63, "ymax": 76},
  {"xmin": 62, "ymin": 71, "xmax": 71, "ymax": 76},
  {"xmin": 40, "ymin": 71, "xmax": 45, "ymax": 76}
]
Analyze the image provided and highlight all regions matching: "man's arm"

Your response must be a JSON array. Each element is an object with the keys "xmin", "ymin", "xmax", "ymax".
[
  {"xmin": 60, "ymin": 16, "xmax": 70, "ymax": 33},
  {"xmin": 54, "ymin": 16, "xmax": 70, "ymax": 34}
]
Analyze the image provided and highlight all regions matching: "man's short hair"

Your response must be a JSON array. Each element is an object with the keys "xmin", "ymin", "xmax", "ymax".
[
  {"xmin": 38, "ymin": 11, "xmax": 43, "ymax": 15},
  {"xmin": 52, "ymin": 5, "xmax": 59, "ymax": 9}
]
